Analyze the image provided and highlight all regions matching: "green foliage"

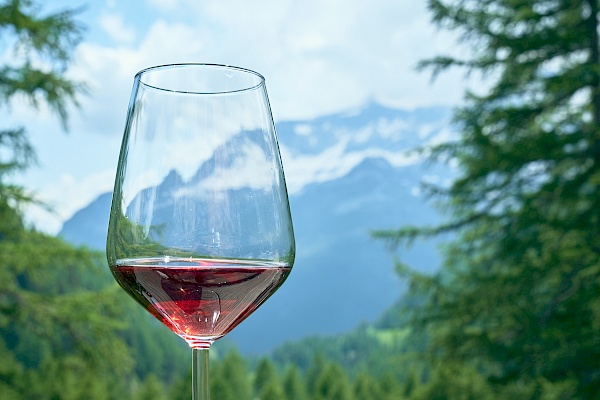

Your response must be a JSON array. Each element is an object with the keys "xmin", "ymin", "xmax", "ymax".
[
  {"xmin": 106, "ymin": 211, "xmax": 172, "ymax": 264},
  {"xmin": 306, "ymin": 353, "xmax": 327, "ymax": 394},
  {"xmin": 0, "ymin": 1, "xmax": 189, "ymax": 397},
  {"xmin": 0, "ymin": 207, "xmax": 136, "ymax": 399},
  {"xmin": 132, "ymin": 374, "xmax": 168, "ymax": 400},
  {"xmin": 253, "ymin": 357, "xmax": 280, "ymax": 396},
  {"xmin": 313, "ymin": 363, "xmax": 355, "ymax": 400},
  {"xmin": 409, "ymin": 363, "xmax": 494, "ymax": 400},
  {"xmin": 353, "ymin": 371, "xmax": 384, "ymax": 399},
  {"xmin": 257, "ymin": 378, "xmax": 285, "ymax": 400},
  {"xmin": 375, "ymin": 0, "xmax": 600, "ymax": 398},
  {"xmin": 0, "ymin": 0, "xmax": 84, "ymax": 122},
  {"xmin": 0, "ymin": 0, "xmax": 83, "ymax": 205},
  {"xmin": 272, "ymin": 324, "xmax": 414, "ymax": 379},
  {"xmin": 0, "ymin": 2, "xmax": 133, "ymax": 398},
  {"xmin": 210, "ymin": 377, "xmax": 236, "ymax": 400},
  {"xmin": 283, "ymin": 365, "xmax": 310, "ymax": 400},
  {"xmin": 379, "ymin": 372, "xmax": 406, "ymax": 400},
  {"xmin": 169, "ymin": 369, "xmax": 192, "ymax": 400},
  {"xmin": 219, "ymin": 349, "xmax": 252, "ymax": 399},
  {"xmin": 120, "ymin": 300, "xmax": 188, "ymax": 381}
]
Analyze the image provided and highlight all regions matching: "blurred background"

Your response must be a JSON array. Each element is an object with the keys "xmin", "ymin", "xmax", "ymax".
[{"xmin": 2, "ymin": 0, "xmax": 598, "ymax": 399}]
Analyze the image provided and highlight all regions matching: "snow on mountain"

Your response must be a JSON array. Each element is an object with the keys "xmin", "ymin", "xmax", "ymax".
[{"xmin": 278, "ymin": 102, "xmax": 451, "ymax": 193}]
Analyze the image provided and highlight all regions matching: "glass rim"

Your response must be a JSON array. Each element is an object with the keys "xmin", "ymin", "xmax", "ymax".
[{"xmin": 134, "ymin": 63, "xmax": 266, "ymax": 95}]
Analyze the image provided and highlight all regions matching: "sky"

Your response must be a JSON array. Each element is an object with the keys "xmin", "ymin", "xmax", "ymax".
[{"xmin": 2, "ymin": 0, "xmax": 470, "ymax": 234}]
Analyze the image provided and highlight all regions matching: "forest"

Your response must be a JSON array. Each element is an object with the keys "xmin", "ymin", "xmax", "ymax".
[{"xmin": 2, "ymin": 0, "xmax": 600, "ymax": 399}]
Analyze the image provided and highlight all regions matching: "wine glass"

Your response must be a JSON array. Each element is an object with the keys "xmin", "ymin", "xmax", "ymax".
[{"xmin": 106, "ymin": 63, "xmax": 295, "ymax": 400}]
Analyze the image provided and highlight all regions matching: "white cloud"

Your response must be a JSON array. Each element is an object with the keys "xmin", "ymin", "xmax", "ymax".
[
  {"xmin": 146, "ymin": 0, "xmax": 184, "ymax": 12},
  {"xmin": 88, "ymin": 0, "xmax": 469, "ymax": 121},
  {"xmin": 426, "ymin": 127, "xmax": 457, "ymax": 146},
  {"xmin": 280, "ymin": 140, "xmax": 421, "ymax": 195},
  {"xmin": 283, "ymin": 133, "xmax": 355, "ymax": 183},
  {"xmin": 175, "ymin": 142, "xmax": 277, "ymax": 199},
  {"xmin": 7, "ymin": 0, "xmax": 475, "ymax": 233},
  {"xmin": 294, "ymin": 124, "xmax": 312, "ymax": 136},
  {"xmin": 23, "ymin": 169, "xmax": 116, "ymax": 234},
  {"xmin": 68, "ymin": 19, "xmax": 208, "ymax": 138},
  {"xmin": 99, "ymin": 12, "xmax": 136, "ymax": 44},
  {"xmin": 351, "ymin": 118, "xmax": 411, "ymax": 144},
  {"xmin": 58, "ymin": 0, "xmax": 474, "ymax": 140}
]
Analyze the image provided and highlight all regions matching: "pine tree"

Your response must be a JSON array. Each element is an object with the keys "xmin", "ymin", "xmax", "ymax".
[
  {"xmin": 210, "ymin": 375, "xmax": 236, "ymax": 400},
  {"xmin": 0, "ymin": 0, "xmax": 84, "ymax": 197},
  {"xmin": 133, "ymin": 374, "xmax": 168, "ymax": 400},
  {"xmin": 257, "ymin": 378, "xmax": 285, "ymax": 400},
  {"xmin": 400, "ymin": 367, "xmax": 420, "ymax": 399},
  {"xmin": 169, "ymin": 370, "xmax": 192, "ymax": 400},
  {"xmin": 306, "ymin": 353, "xmax": 327, "ymax": 395},
  {"xmin": 410, "ymin": 363, "xmax": 494, "ymax": 400},
  {"xmin": 253, "ymin": 357, "xmax": 280, "ymax": 397},
  {"xmin": 220, "ymin": 349, "xmax": 252, "ymax": 398},
  {"xmin": 283, "ymin": 365, "xmax": 309, "ymax": 400},
  {"xmin": 379, "ymin": 373, "xmax": 404, "ymax": 400},
  {"xmin": 313, "ymin": 363, "xmax": 355, "ymax": 400},
  {"xmin": 375, "ymin": 0, "xmax": 600, "ymax": 398},
  {"xmin": 0, "ymin": 339, "xmax": 25, "ymax": 400},
  {"xmin": 353, "ymin": 371, "xmax": 384, "ymax": 400}
]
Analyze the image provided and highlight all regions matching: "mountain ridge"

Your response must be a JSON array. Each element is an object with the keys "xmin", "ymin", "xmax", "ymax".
[{"xmin": 59, "ymin": 103, "xmax": 450, "ymax": 353}]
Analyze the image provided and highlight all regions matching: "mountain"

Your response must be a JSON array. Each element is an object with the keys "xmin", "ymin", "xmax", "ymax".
[
  {"xmin": 61, "ymin": 192, "xmax": 112, "ymax": 250},
  {"xmin": 59, "ymin": 102, "xmax": 452, "ymax": 353}
]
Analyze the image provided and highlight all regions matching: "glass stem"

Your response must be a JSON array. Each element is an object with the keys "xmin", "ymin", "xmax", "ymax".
[{"xmin": 192, "ymin": 348, "xmax": 210, "ymax": 400}]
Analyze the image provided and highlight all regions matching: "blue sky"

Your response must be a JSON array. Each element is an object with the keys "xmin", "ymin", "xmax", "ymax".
[{"xmin": 2, "ymin": 0, "xmax": 471, "ymax": 233}]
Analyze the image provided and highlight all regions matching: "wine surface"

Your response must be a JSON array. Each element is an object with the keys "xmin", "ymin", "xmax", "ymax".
[{"xmin": 110, "ymin": 258, "xmax": 291, "ymax": 348}]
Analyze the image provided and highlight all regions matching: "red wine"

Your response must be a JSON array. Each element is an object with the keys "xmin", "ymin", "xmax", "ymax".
[{"xmin": 110, "ymin": 258, "xmax": 291, "ymax": 348}]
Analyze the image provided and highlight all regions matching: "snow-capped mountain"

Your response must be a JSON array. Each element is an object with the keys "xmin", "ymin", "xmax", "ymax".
[{"xmin": 59, "ymin": 102, "xmax": 453, "ymax": 353}]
